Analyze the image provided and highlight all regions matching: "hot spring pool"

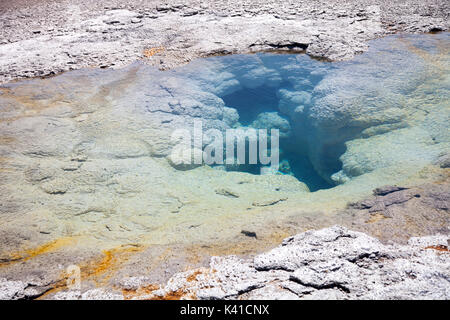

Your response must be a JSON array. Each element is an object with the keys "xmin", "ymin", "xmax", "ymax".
[{"xmin": 0, "ymin": 32, "xmax": 448, "ymax": 257}]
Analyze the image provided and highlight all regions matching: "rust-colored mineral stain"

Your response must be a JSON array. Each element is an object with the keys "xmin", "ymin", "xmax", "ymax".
[
  {"xmin": 399, "ymin": 36, "xmax": 449, "ymax": 72},
  {"xmin": 0, "ymin": 137, "xmax": 15, "ymax": 144},
  {"xmin": 186, "ymin": 270, "xmax": 203, "ymax": 282},
  {"xmin": 0, "ymin": 87, "xmax": 66, "ymax": 116},
  {"xmin": 425, "ymin": 245, "xmax": 449, "ymax": 252},
  {"xmin": 38, "ymin": 244, "xmax": 145, "ymax": 299},
  {"xmin": 35, "ymin": 276, "xmax": 68, "ymax": 300},
  {"xmin": 25, "ymin": 238, "xmax": 74, "ymax": 258},
  {"xmin": 143, "ymin": 47, "xmax": 165, "ymax": 58},
  {"xmin": 1, "ymin": 237, "xmax": 75, "ymax": 267},
  {"xmin": 122, "ymin": 286, "xmax": 190, "ymax": 300},
  {"xmin": 150, "ymin": 289, "xmax": 188, "ymax": 300},
  {"xmin": 122, "ymin": 284, "xmax": 160, "ymax": 300},
  {"xmin": 367, "ymin": 213, "xmax": 388, "ymax": 223},
  {"xmin": 81, "ymin": 245, "xmax": 144, "ymax": 284},
  {"xmin": 91, "ymin": 250, "xmax": 114, "ymax": 276}
]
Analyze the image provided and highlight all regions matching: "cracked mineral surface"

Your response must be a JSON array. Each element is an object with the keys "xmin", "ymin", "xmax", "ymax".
[
  {"xmin": 49, "ymin": 226, "xmax": 450, "ymax": 300},
  {"xmin": 0, "ymin": 0, "xmax": 449, "ymax": 84},
  {"xmin": 0, "ymin": 0, "xmax": 449, "ymax": 300}
]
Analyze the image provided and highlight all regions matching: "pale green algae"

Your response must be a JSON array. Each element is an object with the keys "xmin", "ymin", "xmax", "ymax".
[{"xmin": 0, "ymin": 33, "xmax": 448, "ymax": 252}]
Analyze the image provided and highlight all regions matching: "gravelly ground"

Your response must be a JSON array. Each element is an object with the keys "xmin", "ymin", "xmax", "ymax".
[{"xmin": 0, "ymin": 0, "xmax": 449, "ymax": 84}]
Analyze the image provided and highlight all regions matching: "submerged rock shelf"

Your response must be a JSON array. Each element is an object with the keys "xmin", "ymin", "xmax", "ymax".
[{"xmin": 0, "ymin": 32, "xmax": 449, "ymax": 298}]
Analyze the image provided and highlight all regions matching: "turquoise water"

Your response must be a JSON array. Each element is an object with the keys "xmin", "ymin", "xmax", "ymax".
[
  {"xmin": 1, "ymin": 33, "xmax": 448, "ymax": 193},
  {"xmin": 170, "ymin": 32, "xmax": 449, "ymax": 190},
  {"xmin": 221, "ymin": 82, "xmax": 334, "ymax": 190}
]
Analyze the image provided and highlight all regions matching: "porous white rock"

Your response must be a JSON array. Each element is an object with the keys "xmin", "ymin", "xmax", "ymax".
[
  {"xmin": 145, "ymin": 226, "xmax": 450, "ymax": 300},
  {"xmin": 251, "ymin": 112, "xmax": 291, "ymax": 138}
]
